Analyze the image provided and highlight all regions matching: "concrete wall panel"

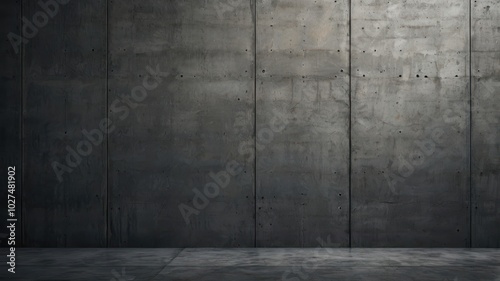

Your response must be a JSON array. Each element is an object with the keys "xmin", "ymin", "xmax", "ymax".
[
  {"xmin": 256, "ymin": 0, "xmax": 350, "ymax": 247},
  {"xmin": 351, "ymin": 0, "xmax": 470, "ymax": 247},
  {"xmin": 471, "ymin": 0, "xmax": 500, "ymax": 247},
  {"xmin": 108, "ymin": 0, "xmax": 256, "ymax": 247},
  {"xmin": 0, "ymin": 0, "xmax": 21, "ymax": 247},
  {"xmin": 22, "ymin": 0, "xmax": 107, "ymax": 246}
]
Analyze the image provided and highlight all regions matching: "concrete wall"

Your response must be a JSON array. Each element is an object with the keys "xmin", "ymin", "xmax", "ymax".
[
  {"xmin": 471, "ymin": 0, "xmax": 500, "ymax": 247},
  {"xmin": 351, "ymin": 0, "xmax": 470, "ymax": 247},
  {"xmin": 0, "ymin": 1, "xmax": 22, "ymax": 247},
  {"xmin": 1, "ymin": 0, "xmax": 498, "ymax": 247},
  {"xmin": 256, "ymin": 0, "xmax": 350, "ymax": 247},
  {"xmin": 22, "ymin": 0, "xmax": 107, "ymax": 246},
  {"xmin": 107, "ymin": 0, "xmax": 255, "ymax": 247}
]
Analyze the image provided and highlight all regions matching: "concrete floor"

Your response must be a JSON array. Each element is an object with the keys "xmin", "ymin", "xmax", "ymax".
[{"xmin": 1, "ymin": 248, "xmax": 499, "ymax": 280}]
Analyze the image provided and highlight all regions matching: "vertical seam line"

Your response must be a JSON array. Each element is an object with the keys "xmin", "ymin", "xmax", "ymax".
[
  {"xmin": 20, "ymin": 0, "xmax": 25, "ymax": 247},
  {"xmin": 254, "ymin": 0, "xmax": 258, "ymax": 248},
  {"xmin": 348, "ymin": 0, "xmax": 353, "ymax": 248},
  {"xmin": 105, "ymin": 0, "xmax": 110, "ymax": 248},
  {"xmin": 469, "ymin": 0, "xmax": 473, "ymax": 248}
]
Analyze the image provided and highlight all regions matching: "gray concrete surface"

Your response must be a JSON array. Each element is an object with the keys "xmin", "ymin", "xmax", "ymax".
[
  {"xmin": 351, "ymin": 0, "xmax": 471, "ymax": 247},
  {"xmin": 256, "ymin": 0, "xmax": 350, "ymax": 247},
  {"xmin": 0, "ymin": 0, "xmax": 498, "ymax": 247},
  {"xmin": 21, "ymin": 0, "xmax": 107, "ymax": 246},
  {"xmin": 0, "ymin": 0, "xmax": 21, "ymax": 247},
  {"xmin": 471, "ymin": 0, "xmax": 500, "ymax": 247},
  {"xmin": 107, "ymin": 0, "xmax": 255, "ymax": 247},
  {"xmin": 0, "ymin": 248, "xmax": 499, "ymax": 280}
]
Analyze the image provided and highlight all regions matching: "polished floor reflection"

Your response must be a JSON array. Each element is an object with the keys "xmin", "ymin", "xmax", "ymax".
[{"xmin": 1, "ymin": 248, "xmax": 499, "ymax": 280}]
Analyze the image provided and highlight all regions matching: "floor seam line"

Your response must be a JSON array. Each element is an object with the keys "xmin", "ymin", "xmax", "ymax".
[{"xmin": 164, "ymin": 248, "xmax": 185, "ymax": 266}]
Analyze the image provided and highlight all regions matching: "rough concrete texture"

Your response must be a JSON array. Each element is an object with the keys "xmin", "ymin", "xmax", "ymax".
[
  {"xmin": 1, "ymin": 248, "xmax": 500, "ymax": 280},
  {"xmin": 0, "ymin": 1, "xmax": 21, "ymax": 247},
  {"xmin": 2, "ymin": 0, "xmax": 499, "ymax": 247},
  {"xmin": 22, "ymin": 0, "xmax": 107, "ymax": 246},
  {"xmin": 256, "ymin": 0, "xmax": 350, "ymax": 247},
  {"xmin": 108, "ymin": 0, "xmax": 255, "ymax": 247},
  {"xmin": 471, "ymin": 0, "xmax": 500, "ymax": 247},
  {"xmin": 351, "ymin": 0, "xmax": 471, "ymax": 247}
]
